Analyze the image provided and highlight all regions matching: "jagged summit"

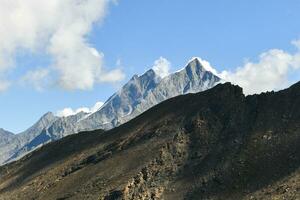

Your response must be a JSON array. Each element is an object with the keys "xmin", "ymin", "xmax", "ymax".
[
  {"xmin": 76, "ymin": 57, "xmax": 221, "ymax": 130},
  {"xmin": 0, "ymin": 129, "xmax": 15, "ymax": 146},
  {"xmin": 0, "ymin": 111, "xmax": 58, "ymax": 164},
  {"xmin": 40, "ymin": 111, "xmax": 56, "ymax": 121},
  {"xmin": 0, "ymin": 57, "xmax": 222, "ymax": 165},
  {"xmin": 176, "ymin": 57, "xmax": 219, "ymax": 76},
  {"xmin": 0, "ymin": 128, "xmax": 14, "ymax": 135},
  {"xmin": 129, "ymin": 69, "xmax": 158, "ymax": 82},
  {"xmin": 187, "ymin": 57, "xmax": 207, "ymax": 72}
]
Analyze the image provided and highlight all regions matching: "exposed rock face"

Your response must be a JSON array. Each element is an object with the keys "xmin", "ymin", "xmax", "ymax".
[
  {"xmin": 0, "ymin": 58, "xmax": 221, "ymax": 165},
  {"xmin": 76, "ymin": 68, "xmax": 163, "ymax": 131},
  {"xmin": 0, "ymin": 112, "xmax": 58, "ymax": 164},
  {"xmin": 0, "ymin": 129, "xmax": 15, "ymax": 147},
  {"xmin": 77, "ymin": 58, "xmax": 221, "ymax": 131},
  {"xmin": 102, "ymin": 131, "xmax": 190, "ymax": 200},
  {"xmin": 0, "ymin": 81, "xmax": 299, "ymax": 200}
]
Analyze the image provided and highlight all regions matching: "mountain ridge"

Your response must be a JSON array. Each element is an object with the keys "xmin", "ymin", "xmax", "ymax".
[
  {"xmin": 0, "ymin": 81, "xmax": 299, "ymax": 199},
  {"xmin": 0, "ymin": 58, "xmax": 221, "ymax": 165},
  {"xmin": 0, "ymin": 129, "xmax": 15, "ymax": 146},
  {"xmin": 0, "ymin": 112, "xmax": 58, "ymax": 164}
]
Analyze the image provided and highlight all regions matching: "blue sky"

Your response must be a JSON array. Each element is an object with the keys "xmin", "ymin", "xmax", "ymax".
[{"xmin": 1, "ymin": 0, "xmax": 300, "ymax": 133}]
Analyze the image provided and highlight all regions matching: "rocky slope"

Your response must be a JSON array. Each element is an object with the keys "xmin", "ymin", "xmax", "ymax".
[
  {"xmin": 0, "ymin": 129, "xmax": 14, "ymax": 146},
  {"xmin": 0, "ymin": 112, "xmax": 58, "ymax": 164},
  {"xmin": 0, "ymin": 57, "xmax": 221, "ymax": 165},
  {"xmin": 0, "ymin": 81, "xmax": 299, "ymax": 200},
  {"xmin": 76, "ymin": 57, "xmax": 221, "ymax": 130}
]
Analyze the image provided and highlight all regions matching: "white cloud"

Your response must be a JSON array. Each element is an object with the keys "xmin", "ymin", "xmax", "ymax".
[
  {"xmin": 152, "ymin": 57, "xmax": 171, "ymax": 78},
  {"xmin": 56, "ymin": 101, "xmax": 104, "ymax": 117},
  {"xmin": 292, "ymin": 39, "xmax": 300, "ymax": 49},
  {"xmin": 20, "ymin": 68, "xmax": 49, "ymax": 91},
  {"xmin": 189, "ymin": 40, "xmax": 300, "ymax": 95},
  {"xmin": 0, "ymin": 0, "xmax": 124, "ymax": 91},
  {"xmin": 56, "ymin": 108, "xmax": 85, "ymax": 118},
  {"xmin": 99, "ymin": 68, "xmax": 126, "ymax": 83},
  {"xmin": 90, "ymin": 101, "xmax": 104, "ymax": 113},
  {"xmin": 189, "ymin": 57, "xmax": 219, "ymax": 75},
  {"xmin": 0, "ymin": 80, "xmax": 11, "ymax": 92},
  {"xmin": 218, "ymin": 43, "xmax": 300, "ymax": 95}
]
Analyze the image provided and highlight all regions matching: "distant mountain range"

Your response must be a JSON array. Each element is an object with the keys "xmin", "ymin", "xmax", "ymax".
[
  {"xmin": 0, "ymin": 81, "xmax": 299, "ymax": 199},
  {"xmin": 0, "ymin": 129, "xmax": 14, "ymax": 146},
  {"xmin": 0, "ymin": 58, "xmax": 221, "ymax": 164},
  {"xmin": 0, "ymin": 112, "xmax": 58, "ymax": 164}
]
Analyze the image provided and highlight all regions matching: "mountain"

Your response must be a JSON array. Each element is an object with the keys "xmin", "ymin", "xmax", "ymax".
[
  {"xmin": 0, "ymin": 57, "xmax": 221, "ymax": 165},
  {"xmin": 76, "ymin": 57, "xmax": 221, "ymax": 130},
  {"xmin": 0, "ymin": 81, "xmax": 299, "ymax": 200},
  {"xmin": 0, "ymin": 129, "xmax": 14, "ymax": 146},
  {"xmin": 2, "ymin": 112, "xmax": 89, "ymax": 164},
  {"xmin": 76, "ymin": 68, "xmax": 163, "ymax": 130},
  {"xmin": 0, "ymin": 112, "xmax": 58, "ymax": 164}
]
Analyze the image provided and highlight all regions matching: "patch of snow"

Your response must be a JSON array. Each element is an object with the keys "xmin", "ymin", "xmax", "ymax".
[
  {"xmin": 121, "ymin": 105, "xmax": 133, "ymax": 118},
  {"xmin": 174, "ymin": 57, "xmax": 220, "ymax": 76}
]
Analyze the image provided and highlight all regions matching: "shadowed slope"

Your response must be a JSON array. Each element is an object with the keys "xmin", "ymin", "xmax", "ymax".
[{"xmin": 0, "ymin": 82, "xmax": 299, "ymax": 200}]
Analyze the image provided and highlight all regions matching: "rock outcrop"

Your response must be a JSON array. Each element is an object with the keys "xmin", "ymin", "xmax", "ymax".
[{"xmin": 0, "ymin": 81, "xmax": 299, "ymax": 199}]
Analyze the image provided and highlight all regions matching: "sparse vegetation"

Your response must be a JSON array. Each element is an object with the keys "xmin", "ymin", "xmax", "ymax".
[{"xmin": 0, "ymin": 82, "xmax": 299, "ymax": 200}]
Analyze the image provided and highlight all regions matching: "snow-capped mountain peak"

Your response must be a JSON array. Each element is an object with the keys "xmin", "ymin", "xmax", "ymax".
[
  {"xmin": 0, "ymin": 57, "xmax": 222, "ymax": 165},
  {"xmin": 176, "ymin": 57, "xmax": 219, "ymax": 76}
]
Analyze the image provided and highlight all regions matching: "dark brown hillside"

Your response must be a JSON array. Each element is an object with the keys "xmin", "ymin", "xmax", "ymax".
[{"xmin": 0, "ymin": 82, "xmax": 299, "ymax": 200}]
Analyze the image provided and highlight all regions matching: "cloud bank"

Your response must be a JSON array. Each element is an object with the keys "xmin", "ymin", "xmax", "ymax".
[
  {"xmin": 56, "ymin": 101, "xmax": 104, "ymax": 117},
  {"xmin": 197, "ymin": 40, "xmax": 300, "ymax": 95},
  {"xmin": 0, "ymin": 80, "xmax": 10, "ymax": 92},
  {"xmin": 152, "ymin": 57, "xmax": 171, "ymax": 78},
  {"xmin": 0, "ymin": 0, "xmax": 124, "ymax": 91},
  {"xmin": 20, "ymin": 68, "xmax": 49, "ymax": 91}
]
